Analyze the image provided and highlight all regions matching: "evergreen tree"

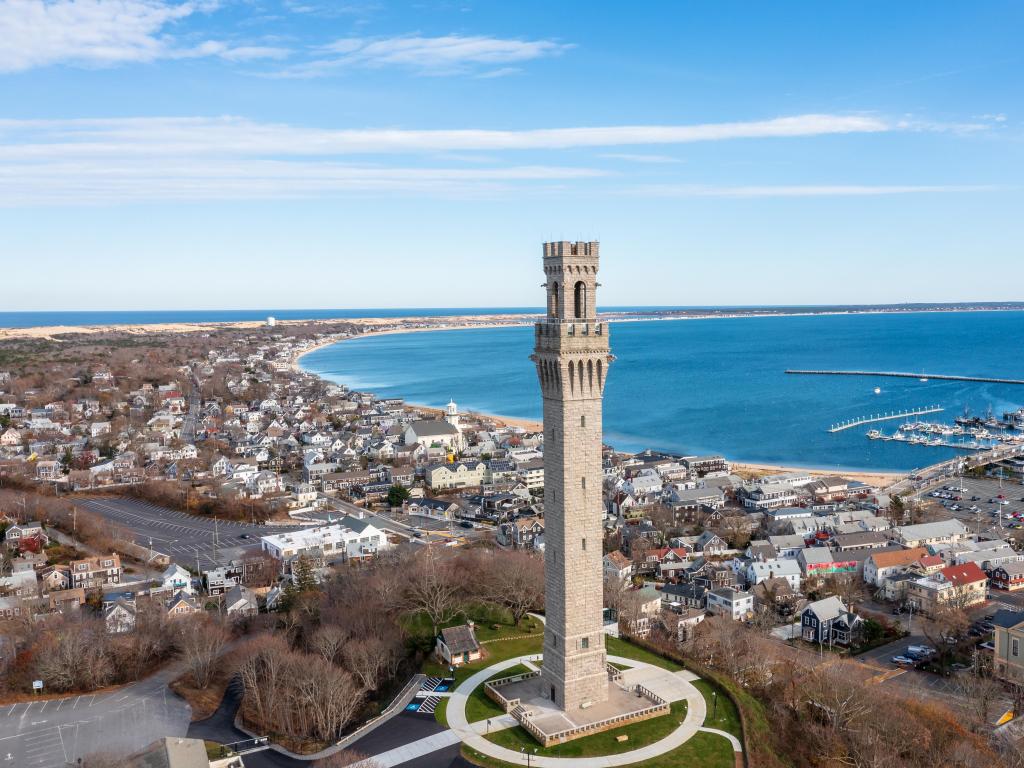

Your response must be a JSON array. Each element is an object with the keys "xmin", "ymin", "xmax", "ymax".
[
  {"xmin": 292, "ymin": 554, "xmax": 318, "ymax": 593},
  {"xmin": 387, "ymin": 484, "xmax": 411, "ymax": 508}
]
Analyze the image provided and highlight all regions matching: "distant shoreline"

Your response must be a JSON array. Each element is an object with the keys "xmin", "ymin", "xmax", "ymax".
[{"xmin": 3, "ymin": 303, "xmax": 1024, "ymax": 340}]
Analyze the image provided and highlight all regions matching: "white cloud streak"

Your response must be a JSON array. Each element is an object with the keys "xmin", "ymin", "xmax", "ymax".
[
  {"xmin": 0, "ymin": 160, "xmax": 605, "ymax": 203},
  {"xmin": 277, "ymin": 34, "xmax": 572, "ymax": 78},
  {"xmin": 0, "ymin": 0, "xmax": 287, "ymax": 73},
  {"xmin": 635, "ymin": 184, "xmax": 1000, "ymax": 197},
  {"xmin": 0, "ymin": 113, "xmax": 891, "ymax": 160},
  {"xmin": 0, "ymin": 113, "xmax": 991, "ymax": 204}
]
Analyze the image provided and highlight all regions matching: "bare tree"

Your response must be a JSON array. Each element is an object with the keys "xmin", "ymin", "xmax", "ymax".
[
  {"xmin": 402, "ymin": 547, "xmax": 463, "ymax": 637},
  {"xmin": 956, "ymin": 671, "xmax": 1005, "ymax": 732},
  {"xmin": 341, "ymin": 634, "xmax": 404, "ymax": 692},
  {"xmin": 480, "ymin": 549, "xmax": 544, "ymax": 627},
  {"xmin": 309, "ymin": 625, "xmax": 347, "ymax": 664},
  {"xmin": 176, "ymin": 615, "xmax": 229, "ymax": 689}
]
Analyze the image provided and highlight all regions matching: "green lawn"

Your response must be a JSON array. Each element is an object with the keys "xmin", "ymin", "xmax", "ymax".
[
  {"xmin": 605, "ymin": 636, "xmax": 683, "ymax": 671},
  {"xmin": 693, "ymin": 680, "xmax": 741, "ymax": 738},
  {"xmin": 638, "ymin": 730, "xmax": 735, "ymax": 768},
  {"xmin": 403, "ymin": 604, "xmax": 542, "ymax": 647},
  {"xmin": 465, "ymin": 711, "xmax": 736, "ymax": 768},
  {"xmin": 483, "ymin": 700, "xmax": 687, "ymax": 758},
  {"xmin": 466, "ymin": 664, "xmax": 532, "ymax": 724},
  {"xmin": 422, "ymin": 631, "xmax": 543, "ymax": 727}
]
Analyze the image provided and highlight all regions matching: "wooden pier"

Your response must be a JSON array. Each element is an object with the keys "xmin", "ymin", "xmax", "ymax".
[
  {"xmin": 787, "ymin": 370, "xmax": 1024, "ymax": 385},
  {"xmin": 828, "ymin": 405, "xmax": 944, "ymax": 433}
]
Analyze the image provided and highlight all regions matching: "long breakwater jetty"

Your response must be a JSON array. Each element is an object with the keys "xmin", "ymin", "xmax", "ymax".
[
  {"xmin": 787, "ymin": 370, "xmax": 1024, "ymax": 385},
  {"xmin": 828, "ymin": 405, "xmax": 944, "ymax": 433}
]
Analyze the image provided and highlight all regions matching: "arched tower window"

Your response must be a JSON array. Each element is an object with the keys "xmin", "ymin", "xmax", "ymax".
[
  {"xmin": 549, "ymin": 282, "xmax": 559, "ymax": 317},
  {"xmin": 574, "ymin": 281, "xmax": 586, "ymax": 319}
]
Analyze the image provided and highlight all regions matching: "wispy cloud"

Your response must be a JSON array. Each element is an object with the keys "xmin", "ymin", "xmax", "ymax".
[
  {"xmin": 0, "ymin": 159, "xmax": 605, "ymax": 204},
  {"xmin": 0, "ymin": 0, "xmax": 288, "ymax": 73},
  {"xmin": 276, "ymin": 34, "xmax": 572, "ymax": 78},
  {"xmin": 0, "ymin": 113, "xmax": 893, "ymax": 160},
  {"xmin": 633, "ymin": 184, "xmax": 1001, "ymax": 198},
  {"xmin": 0, "ymin": 114, "xmax": 991, "ymax": 204},
  {"xmin": 600, "ymin": 153, "xmax": 682, "ymax": 164}
]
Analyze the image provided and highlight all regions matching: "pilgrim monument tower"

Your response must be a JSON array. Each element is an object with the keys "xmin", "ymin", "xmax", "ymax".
[{"xmin": 533, "ymin": 241, "xmax": 611, "ymax": 712}]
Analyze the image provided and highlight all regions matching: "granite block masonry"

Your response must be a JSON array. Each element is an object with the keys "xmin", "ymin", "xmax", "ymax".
[{"xmin": 532, "ymin": 240, "xmax": 613, "ymax": 712}]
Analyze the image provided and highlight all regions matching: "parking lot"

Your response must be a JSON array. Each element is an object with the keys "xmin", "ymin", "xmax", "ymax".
[
  {"xmin": 0, "ymin": 668, "xmax": 190, "ymax": 767},
  {"xmin": 916, "ymin": 475, "xmax": 1024, "ymax": 539},
  {"xmin": 74, "ymin": 497, "xmax": 282, "ymax": 569}
]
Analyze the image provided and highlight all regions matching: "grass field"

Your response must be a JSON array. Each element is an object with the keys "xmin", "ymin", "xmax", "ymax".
[
  {"xmin": 605, "ymin": 635, "xmax": 684, "ymax": 671},
  {"xmin": 418, "ymin": 608, "xmax": 544, "ymax": 727},
  {"xmin": 465, "ymin": 722, "xmax": 733, "ymax": 768},
  {"xmin": 692, "ymin": 679, "xmax": 741, "ymax": 738},
  {"xmin": 466, "ymin": 664, "xmax": 532, "ymax": 724}
]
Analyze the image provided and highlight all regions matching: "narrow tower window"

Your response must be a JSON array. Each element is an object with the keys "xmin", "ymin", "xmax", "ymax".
[
  {"xmin": 550, "ymin": 282, "xmax": 559, "ymax": 317},
  {"xmin": 574, "ymin": 281, "xmax": 586, "ymax": 319},
  {"xmin": 581, "ymin": 476, "xmax": 586, "ymax": 489},
  {"xmin": 582, "ymin": 537, "xmax": 586, "ymax": 550},
  {"xmin": 580, "ymin": 414, "xmax": 586, "ymax": 427}
]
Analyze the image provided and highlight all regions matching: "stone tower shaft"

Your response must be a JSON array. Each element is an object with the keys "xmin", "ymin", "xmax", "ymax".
[{"xmin": 532, "ymin": 240, "xmax": 611, "ymax": 712}]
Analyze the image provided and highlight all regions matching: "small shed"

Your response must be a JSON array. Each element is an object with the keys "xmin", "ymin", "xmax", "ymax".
[{"xmin": 436, "ymin": 622, "xmax": 482, "ymax": 667}]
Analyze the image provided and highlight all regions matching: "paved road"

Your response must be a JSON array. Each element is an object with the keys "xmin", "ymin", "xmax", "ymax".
[
  {"xmin": 0, "ymin": 667, "xmax": 190, "ymax": 767},
  {"xmin": 74, "ymin": 497, "xmax": 284, "ymax": 570},
  {"xmin": 854, "ymin": 629, "xmax": 1012, "ymax": 717},
  {"xmin": 180, "ymin": 371, "xmax": 201, "ymax": 445}
]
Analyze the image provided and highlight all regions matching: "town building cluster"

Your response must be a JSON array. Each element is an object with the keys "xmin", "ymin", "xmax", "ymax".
[{"xmin": 3, "ymin": 330, "xmax": 1024, "ymax": 677}]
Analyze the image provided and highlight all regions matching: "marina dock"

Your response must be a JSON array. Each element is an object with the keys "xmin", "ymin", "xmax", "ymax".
[
  {"xmin": 828, "ymin": 405, "xmax": 944, "ymax": 433},
  {"xmin": 787, "ymin": 370, "xmax": 1024, "ymax": 385}
]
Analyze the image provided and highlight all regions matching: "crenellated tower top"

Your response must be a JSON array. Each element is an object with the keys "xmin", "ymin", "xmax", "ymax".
[
  {"xmin": 542, "ymin": 241, "xmax": 600, "ymax": 323},
  {"xmin": 534, "ymin": 241, "xmax": 610, "ymax": 403}
]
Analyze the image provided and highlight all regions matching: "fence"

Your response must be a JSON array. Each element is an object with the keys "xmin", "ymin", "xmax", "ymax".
[
  {"xmin": 539, "ymin": 697, "xmax": 670, "ymax": 746},
  {"xmin": 483, "ymin": 670, "xmax": 541, "ymax": 712}
]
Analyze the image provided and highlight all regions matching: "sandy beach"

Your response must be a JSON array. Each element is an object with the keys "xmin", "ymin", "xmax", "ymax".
[
  {"xmin": 6, "ymin": 303, "xmax": 1014, "ymax": 342},
  {"xmin": 0, "ymin": 313, "xmax": 537, "ymax": 343},
  {"xmin": 732, "ymin": 462, "xmax": 902, "ymax": 488}
]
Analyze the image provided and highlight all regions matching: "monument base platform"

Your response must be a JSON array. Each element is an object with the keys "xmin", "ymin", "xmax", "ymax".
[{"xmin": 486, "ymin": 671, "xmax": 670, "ymax": 748}]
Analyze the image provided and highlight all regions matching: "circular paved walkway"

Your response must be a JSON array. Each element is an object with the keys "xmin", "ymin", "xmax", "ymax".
[{"xmin": 446, "ymin": 653, "xmax": 709, "ymax": 767}]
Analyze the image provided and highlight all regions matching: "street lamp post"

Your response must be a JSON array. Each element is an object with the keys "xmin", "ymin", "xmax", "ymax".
[{"xmin": 712, "ymin": 690, "xmax": 718, "ymax": 721}]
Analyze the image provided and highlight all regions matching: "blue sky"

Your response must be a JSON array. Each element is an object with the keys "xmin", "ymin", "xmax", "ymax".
[{"xmin": 0, "ymin": 0, "xmax": 1021, "ymax": 310}]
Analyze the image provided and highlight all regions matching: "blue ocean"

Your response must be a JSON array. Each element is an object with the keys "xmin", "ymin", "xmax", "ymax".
[{"xmin": 300, "ymin": 311, "xmax": 1024, "ymax": 472}]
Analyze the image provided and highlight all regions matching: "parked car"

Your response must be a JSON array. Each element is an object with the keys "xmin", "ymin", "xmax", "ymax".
[{"xmin": 892, "ymin": 656, "xmax": 915, "ymax": 665}]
